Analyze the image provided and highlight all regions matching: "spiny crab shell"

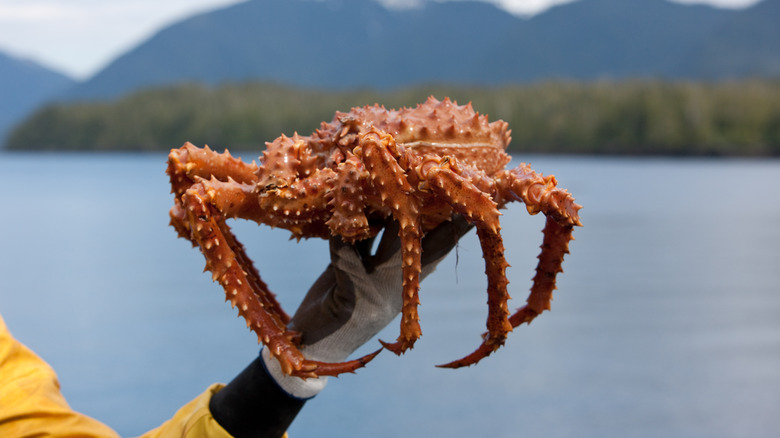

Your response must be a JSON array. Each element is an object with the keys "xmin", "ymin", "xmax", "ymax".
[
  {"xmin": 252, "ymin": 97, "xmax": 515, "ymax": 240},
  {"xmin": 167, "ymin": 97, "xmax": 581, "ymax": 378}
]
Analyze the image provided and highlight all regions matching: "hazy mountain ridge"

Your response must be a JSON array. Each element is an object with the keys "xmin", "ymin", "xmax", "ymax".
[
  {"xmin": 65, "ymin": 0, "xmax": 780, "ymax": 99},
  {"xmin": 676, "ymin": 0, "xmax": 780, "ymax": 77},
  {"xmin": 0, "ymin": 52, "xmax": 75, "ymax": 142}
]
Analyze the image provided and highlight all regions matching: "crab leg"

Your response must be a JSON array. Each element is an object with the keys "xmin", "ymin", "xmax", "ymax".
[
  {"xmin": 438, "ymin": 216, "xmax": 574, "ymax": 368},
  {"xmin": 509, "ymin": 216, "xmax": 574, "ymax": 327},
  {"xmin": 325, "ymin": 159, "xmax": 373, "ymax": 242},
  {"xmin": 167, "ymin": 151, "xmax": 292, "ymax": 321},
  {"xmin": 175, "ymin": 180, "xmax": 381, "ymax": 377},
  {"xmin": 179, "ymin": 183, "xmax": 305, "ymax": 373},
  {"xmin": 256, "ymin": 134, "xmax": 324, "ymax": 188},
  {"xmin": 169, "ymin": 178, "xmax": 285, "ymax": 315},
  {"xmin": 167, "ymin": 139, "xmax": 340, "ymax": 237},
  {"xmin": 168, "ymin": 142, "xmax": 259, "ymax": 197},
  {"xmin": 168, "ymin": 140, "xmax": 381, "ymax": 377},
  {"xmin": 255, "ymin": 166, "xmax": 337, "ymax": 239},
  {"xmin": 357, "ymin": 130, "xmax": 424, "ymax": 355},
  {"xmin": 416, "ymin": 155, "xmax": 514, "ymax": 365},
  {"xmin": 496, "ymin": 164, "xmax": 582, "ymax": 227}
]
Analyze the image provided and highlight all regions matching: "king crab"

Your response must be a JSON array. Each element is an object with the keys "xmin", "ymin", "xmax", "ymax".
[{"xmin": 167, "ymin": 97, "xmax": 581, "ymax": 378}]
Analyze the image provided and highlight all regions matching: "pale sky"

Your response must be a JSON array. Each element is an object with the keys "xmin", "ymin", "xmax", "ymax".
[{"xmin": 0, "ymin": 0, "xmax": 762, "ymax": 80}]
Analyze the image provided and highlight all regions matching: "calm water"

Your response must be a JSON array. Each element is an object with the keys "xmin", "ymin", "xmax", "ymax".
[{"xmin": 0, "ymin": 152, "xmax": 778, "ymax": 438}]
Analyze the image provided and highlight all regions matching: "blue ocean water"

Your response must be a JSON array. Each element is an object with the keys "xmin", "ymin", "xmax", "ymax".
[{"xmin": 0, "ymin": 152, "xmax": 778, "ymax": 437}]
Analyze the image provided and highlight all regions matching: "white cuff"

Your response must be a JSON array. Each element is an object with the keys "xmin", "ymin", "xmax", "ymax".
[{"xmin": 260, "ymin": 348, "xmax": 328, "ymax": 399}]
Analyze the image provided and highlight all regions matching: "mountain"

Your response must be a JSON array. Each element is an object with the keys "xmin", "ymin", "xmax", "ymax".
[
  {"xmin": 676, "ymin": 0, "xmax": 780, "ymax": 77},
  {"xmin": 64, "ymin": 0, "xmax": 780, "ymax": 100},
  {"xmin": 490, "ymin": 0, "xmax": 734, "ymax": 80},
  {"xmin": 66, "ymin": 0, "xmax": 518, "ymax": 98},
  {"xmin": 0, "ymin": 52, "xmax": 75, "ymax": 142}
]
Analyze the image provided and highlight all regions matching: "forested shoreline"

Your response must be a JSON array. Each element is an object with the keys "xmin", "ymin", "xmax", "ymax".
[{"xmin": 6, "ymin": 79, "xmax": 780, "ymax": 155}]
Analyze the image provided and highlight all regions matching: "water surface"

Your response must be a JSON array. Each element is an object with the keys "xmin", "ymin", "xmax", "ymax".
[{"xmin": 0, "ymin": 153, "xmax": 778, "ymax": 437}]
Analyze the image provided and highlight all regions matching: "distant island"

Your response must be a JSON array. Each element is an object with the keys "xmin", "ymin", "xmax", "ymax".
[
  {"xmin": 7, "ymin": 79, "xmax": 780, "ymax": 156},
  {"xmin": 3, "ymin": 0, "xmax": 779, "ymax": 154}
]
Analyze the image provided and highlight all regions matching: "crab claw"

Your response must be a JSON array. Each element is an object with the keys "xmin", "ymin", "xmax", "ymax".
[
  {"xmin": 379, "ymin": 338, "xmax": 416, "ymax": 356},
  {"xmin": 290, "ymin": 347, "xmax": 384, "ymax": 378},
  {"xmin": 435, "ymin": 339, "xmax": 498, "ymax": 369}
]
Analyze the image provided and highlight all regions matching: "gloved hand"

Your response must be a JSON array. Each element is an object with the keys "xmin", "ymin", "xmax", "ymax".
[
  {"xmin": 262, "ymin": 215, "xmax": 474, "ymax": 398},
  {"xmin": 210, "ymin": 215, "xmax": 473, "ymax": 438}
]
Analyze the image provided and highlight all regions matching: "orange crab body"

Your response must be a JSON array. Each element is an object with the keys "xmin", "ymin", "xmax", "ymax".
[{"xmin": 167, "ymin": 97, "xmax": 581, "ymax": 377}]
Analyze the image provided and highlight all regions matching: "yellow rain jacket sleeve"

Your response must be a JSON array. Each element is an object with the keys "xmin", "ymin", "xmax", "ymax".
[{"xmin": 0, "ymin": 314, "xmax": 287, "ymax": 438}]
